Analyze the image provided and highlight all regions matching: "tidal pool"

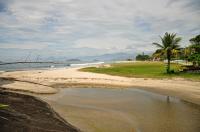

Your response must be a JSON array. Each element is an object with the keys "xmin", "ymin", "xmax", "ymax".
[{"xmin": 40, "ymin": 88, "xmax": 200, "ymax": 132}]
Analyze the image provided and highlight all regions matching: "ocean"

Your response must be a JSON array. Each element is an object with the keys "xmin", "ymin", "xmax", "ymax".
[{"xmin": 0, "ymin": 61, "xmax": 105, "ymax": 71}]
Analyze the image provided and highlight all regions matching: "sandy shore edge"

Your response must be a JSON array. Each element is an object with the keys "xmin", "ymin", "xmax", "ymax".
[
  {"xmin": 0, "ymin": 90, "xmax": 80, "ymax": 132},
  {"xmin": 0, "ymin": 67, "xmax": 200, "ymax": 105}
]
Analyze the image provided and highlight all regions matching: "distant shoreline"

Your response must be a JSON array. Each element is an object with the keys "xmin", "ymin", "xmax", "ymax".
[{"xmin": 0, "ymin": 61, "xmax": 106, "ymax": 72}]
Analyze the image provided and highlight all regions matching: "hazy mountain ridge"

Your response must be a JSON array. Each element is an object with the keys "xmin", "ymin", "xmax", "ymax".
[
  {"xmin": 43, "ymin": 52, "xmax": 136, "ymax": 62},
  {"xmin": 79, "ymin": 52, "xmax": 136, "ymax": 61}
]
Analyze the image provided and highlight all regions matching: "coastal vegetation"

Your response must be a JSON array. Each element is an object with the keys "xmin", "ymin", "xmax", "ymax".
[
  {"xmin": 81, "ymin": 33, "xmax": 200, "ymax": 81},
  {"xmin": 153, "ymin": 32, "xmax": 181, "ymax": 73},
  {"xmin": 136, "ymin": 53, "xmax": 150, "ymax": 61},
  {"xmin": 187, "ymin": 34, "xmax": 200, "ymax": 66},
  {"xmin": 151, "ymin": 34, "xmax": 200, "ymax": 69},
  {"xmin": 80, "ymin": 62, "xmax": 200, "ymax": 80}
]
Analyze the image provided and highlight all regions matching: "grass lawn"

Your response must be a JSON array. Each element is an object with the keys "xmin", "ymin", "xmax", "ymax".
[{"xmin": 80, "ymin": 62, "xmax": 200, "ymax": 81}]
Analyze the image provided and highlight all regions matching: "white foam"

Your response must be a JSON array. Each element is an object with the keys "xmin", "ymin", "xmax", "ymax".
[{"xmin": 70, "ymin": 62, "xmax": 104, "ymax": 67}]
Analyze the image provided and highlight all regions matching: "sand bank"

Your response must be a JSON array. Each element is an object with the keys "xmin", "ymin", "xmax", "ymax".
[
  {"xmin": 0, "ymin": 91, "xmax": 80, "ymax": 132},
  {"xmin": 0, "ymin": 67, "xmax": 200, "ymax": 105}
]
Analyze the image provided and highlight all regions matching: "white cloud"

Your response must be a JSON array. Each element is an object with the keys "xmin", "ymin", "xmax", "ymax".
[
  {"xmin": 0, "ymin": 43, "xmax": 48, "ymax": 50},
  {"xmin": 74, "ymin": 37, "xmax": 133, "ymax": 50},
  {"xmin": 0, "ymin": 0, "xmax": 199, "ymax": 60}
]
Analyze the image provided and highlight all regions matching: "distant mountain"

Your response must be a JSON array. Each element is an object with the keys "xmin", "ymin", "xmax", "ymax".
[
  {"xmin": 44, "ymin": 57, "xmax": 70, "ymax": 62},
  {"xmin": 42, "ymin": 52, "xmax": 136, "ymax": 62},
  {"xmin": 66, "ymin": 59, "xmax": 81, "ymax": 62},
  {"xmin": 79, "ymin": 52, "xmax": 136, "ymax": 61}
]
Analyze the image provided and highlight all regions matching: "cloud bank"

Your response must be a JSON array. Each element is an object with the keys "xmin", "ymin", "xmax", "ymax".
[{"xmin": 0, "ymin": 0, "xmax": 199, "ymax": 61}]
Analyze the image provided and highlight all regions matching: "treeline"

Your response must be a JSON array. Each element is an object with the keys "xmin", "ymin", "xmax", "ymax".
[
  {"xmin": 135, "ymin": 53, "xmax": 150, "ymax": 61},
  {"xmin": 136, "ymin": 34, "xmax": 200, "ymax": 64},
  {"xmin": 135, "ymin": 33, "xmax": 200, "ymax": 73}
]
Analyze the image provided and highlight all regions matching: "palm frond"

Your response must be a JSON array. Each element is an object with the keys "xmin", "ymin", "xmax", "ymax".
[
  {"xmin": 153, "ymin": 32, "xmax": 182, "ymax": 59},
  {"xmin": 159, "ymin": 36, "xmax": 166, "ymax": 48},
  {"xmin": 152, "ymin": 49, "xmax": 165, "ymax": 58},
  {"xmin": 152, "ymin": 42, "xmax": 164, "ymax": 48},
  {"xmin": 173, "ymin": 37, "xmax": 182, "ymax": 45}
]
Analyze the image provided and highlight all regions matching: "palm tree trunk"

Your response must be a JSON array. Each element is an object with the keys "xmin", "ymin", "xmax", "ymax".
[
  {"xmin": 167, "ymin": 50, "xmax": 171, "ymax": 73},
  {"xmin": 167, "ymin": 58, "xmax": 170, "ymax": 73}
]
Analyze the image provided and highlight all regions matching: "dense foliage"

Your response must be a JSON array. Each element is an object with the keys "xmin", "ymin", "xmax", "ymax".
[
  {"xmin": 188, "ymin": 35, "xmax": 200, "ymax": 66},
  {"xmin": 136, "ymin": 53, "xmax": 150, "ymax": 61},
  {"xmin": 150, "ymin": 34, "xmax": 200, "ymax": 72},
  {"xmin": 152, "ymin": 32, "xmax": 181, "ymax": 73}
]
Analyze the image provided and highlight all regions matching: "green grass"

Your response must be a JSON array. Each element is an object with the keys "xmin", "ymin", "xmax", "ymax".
[{"xmin": 80, "ymin": 62, "xmax": 200, "ymax": 81}]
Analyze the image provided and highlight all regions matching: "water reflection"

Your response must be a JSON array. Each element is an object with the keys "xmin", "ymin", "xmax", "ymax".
[{"xmin": 40, "ymin": 88, "xmax": 200, "ymax": 132}]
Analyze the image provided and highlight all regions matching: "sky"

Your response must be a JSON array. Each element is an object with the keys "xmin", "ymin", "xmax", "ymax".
[{"xmin": 0, "ymin": 0, "xmax": 200, "ymax": 61}]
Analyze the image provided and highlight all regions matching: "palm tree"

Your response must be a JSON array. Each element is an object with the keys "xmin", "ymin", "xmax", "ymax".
[{"xmin": 153, "ymin": 32, "xmax": 182, "ymax": 73}]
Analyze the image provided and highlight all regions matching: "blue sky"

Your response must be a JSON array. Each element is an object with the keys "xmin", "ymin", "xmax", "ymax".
[{"xmin": 0, "ymin": 0, "xmax": 200, "ymax": 61}]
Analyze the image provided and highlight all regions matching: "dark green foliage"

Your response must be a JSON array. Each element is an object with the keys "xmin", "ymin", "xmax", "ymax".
[
  {"xmin": 188, "ymin": 53, "xmax": 200, "ymax": 66},
  {"xmin": 136, "ymin": 54, "xmax": 150, "ymax": 61},
  {"xmin": 188, "ymin": 34, "xmax": 200, "ymax": 66},
  {"xmin": 126, "ymin": 58, "xmax": 133, "ymax": 61},
  {"xmin": 190, "ymin": 34, "xmax": 200, "ymax": 45},
  {"xmin": 153, "ymin": 32, "xmax": 182, "ymax": 73}
]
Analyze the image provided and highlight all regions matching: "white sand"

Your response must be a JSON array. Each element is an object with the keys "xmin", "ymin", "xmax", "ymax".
[{"xmin": 0, "ymin": 67, "xmax": 200, "ymax": 104}]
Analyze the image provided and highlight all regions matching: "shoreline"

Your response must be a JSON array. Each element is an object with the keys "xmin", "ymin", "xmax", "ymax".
[
  {"xmin": 0, "ymin": 66, "xmax": 200, "ymax": 105},
  {"xmin": 0, "ymin": 90, "xmax": 80, "ymax": 132}
]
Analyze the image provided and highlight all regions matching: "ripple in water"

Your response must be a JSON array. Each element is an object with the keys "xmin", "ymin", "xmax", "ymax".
[{"xmin": 40, "ymin": 88, "xmax": 200, "ymax": 132}]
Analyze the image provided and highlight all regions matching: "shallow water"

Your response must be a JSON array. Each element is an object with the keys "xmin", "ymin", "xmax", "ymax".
[
  {"xmin": 0, "ymin": 63, "xmax": 69, "ymax": 71},
  {"xmin": 40, "ymin": 88, "xmax": 200, "ymax": 132}
]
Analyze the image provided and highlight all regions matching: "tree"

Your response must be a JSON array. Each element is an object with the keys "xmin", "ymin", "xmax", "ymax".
[
  {"xmin": 136, "ymin": 53, "xmax": 150, "ymax": 61},
  {"xmin": 183, "ymin": 47, "xmax": 191, "ymax": 61},
  {"xmin": 152, "ymin": 49, "xmax": 165, "ymax": 61},
  {"xmin": 190, "ymin": 34, "xmax": 200, "ymax": 45},
  {"xmin": 188, "ymin": 34, "xmax": 200, "ymax": 67},
  {"xmin": 153, "ymin": 32, "xmax": 181, "ymax": 73}
]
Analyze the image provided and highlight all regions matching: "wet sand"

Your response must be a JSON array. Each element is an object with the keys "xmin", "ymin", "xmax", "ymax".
[
  {"xmin": 0, "ymin": 90, "xmax": 80, "ymax": 132},
  {"xmin": 0, "ymin": 67, "xmax": 200, "ymax": 105}
]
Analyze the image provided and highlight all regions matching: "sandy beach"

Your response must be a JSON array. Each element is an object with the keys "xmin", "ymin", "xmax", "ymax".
[{"xmin": 0, "ymin": 67, "xmax": 200, "ymax": 105}]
